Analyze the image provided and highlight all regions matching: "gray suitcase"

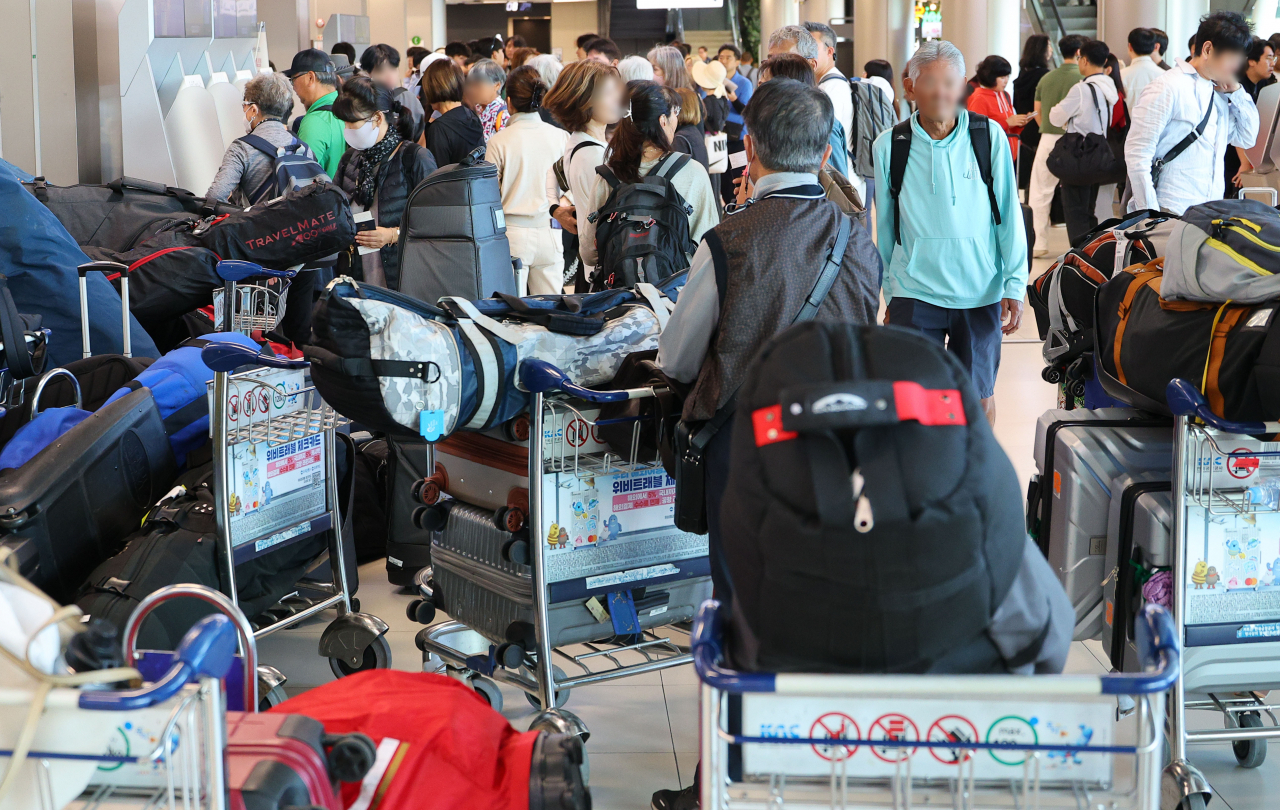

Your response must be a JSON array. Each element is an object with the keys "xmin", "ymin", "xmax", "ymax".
[
  {"xmin": 431, "ymin": 500, "xmax": 711, "ymax": 649},
  {"xmin": 1101, "ymin": 473, "xmax": 1171, "ymax": 672},
  {"xmin": 1030, "ymin": 408, "xmax": 1172, "ymax": 640}
]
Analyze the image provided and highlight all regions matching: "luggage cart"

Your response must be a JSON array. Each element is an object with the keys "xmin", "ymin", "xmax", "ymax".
[
  {"xmin": 212, "ymin": 260, "xmax": 296, "ymax": 336},
  {"xmin": 200, "ymin": 340, "xmax": 391, "ymax": 678},
  {"xmin": 416, "ymin": 358, "xmax": 709, "ymax": 724},
  {"xmin": 694, "ymin": 598, "xmax": 1179, "ymax": 810},
  {"xmin": 0, "ymin": 614, "xmax": 235, "ymax": 810},
  {"xmin": 1162, "ymin": 378, "xmax": 1280, "ymax": 809}
]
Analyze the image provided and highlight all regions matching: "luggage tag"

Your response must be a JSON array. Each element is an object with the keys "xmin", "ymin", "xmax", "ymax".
[
  {"xmin": 607, "ymin": 591, "xmax": 641, "ymax": 635},
  {"xmin": 420, "ymin": 410, "xmax": 446, "ymax": 441}
]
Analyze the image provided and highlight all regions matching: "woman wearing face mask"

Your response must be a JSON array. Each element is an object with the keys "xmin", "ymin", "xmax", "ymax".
[
  {"xmin": 333, "ymin": 76, "xmax": 438, "ymax": 289},
  {"xmin": 579, "ymin": 80, "xmax": 719, "ymax": 275},
  {"xmin": 541, "ymin": 60, "xmax": 626, "ymax": 291},
  {"xmin": 206, "ymin": 72, "xmax": 320, "ymax": 206}
]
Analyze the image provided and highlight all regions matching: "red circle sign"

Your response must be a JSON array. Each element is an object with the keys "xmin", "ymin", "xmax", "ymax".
[
  {"xmin": 566, "ymin": 419, "xmax": 590, "ymax": 448},
  {"xmin": 869, "ymin": 713, "xmax": 919, "ymax": 762},
  {"xmin": 1228, "ymin": 448, "xmax": 1260, "ymax": 479},
  {"xmin": 927, "ymin": 715, "xmax": 979, "ymax": 764},
  {"xmin": 809, "ymin": 713, "xmax": 860, "ymax": 761}
]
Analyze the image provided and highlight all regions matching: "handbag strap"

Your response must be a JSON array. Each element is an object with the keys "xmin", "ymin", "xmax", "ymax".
[
  {"xmin": 1084, "ymin": 81, "xmax": 1106, "ymax": 133},
  {"xmin": 1154, "ymin": 91, "xmax": 1215, "ymax": 178},
  {"xmin": 0, "ymin": 274, "xmax": 35, "ymax": 380},
  {"xmin": 690, "ymin": 214, "xmax": 853, "ymax": 452}
]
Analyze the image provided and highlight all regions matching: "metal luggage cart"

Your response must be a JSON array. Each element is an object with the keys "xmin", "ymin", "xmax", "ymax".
[
  {"xmin": 200, "ymin": 341, "xmax": 391, "ymax": 679},
  {"xmin": 694, "ymin": 599, "xmax": 1179, "ymax": 810},
  {"xmin": 0, "ymin": 613, "xmax": 236, "ymax": 810},
  {"xmin": 1160, "ymin": 378, "xmax": 1280, "ymax": 809},
  {"xmin": 212, "ymin": 260, "xmax": 297, "ymax": 336},
  {"xmin": 417, "ymin": 358, "xmax": 708, "ymax": 726}
]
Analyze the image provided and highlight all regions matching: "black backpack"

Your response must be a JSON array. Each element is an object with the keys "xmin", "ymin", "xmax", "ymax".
[
  {"xmin": 719, "ymin": 321, "xmax": 1033, "ymax": 673},
  {"xmin": 888, "ymin": 113, "xmax": 1001, "ymax": 245},
  {"xmin": 588, "ymin": 152, "xmax": 696, "ymax": 290}
]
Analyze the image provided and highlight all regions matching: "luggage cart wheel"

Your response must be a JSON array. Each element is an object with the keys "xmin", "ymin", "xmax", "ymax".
[
  {"xmin": 1041, "ymin": 366, "xmax": 1064, "ymax": 384},
  {"xmin": 406, "ymin": 597, "xmax": 437, "ymax": 625},
  {"xmin": 1233, "ymin": 712, "xmax": 1268, "ymax": 768},
  {"xmin": 525, "ymin": 665, "xmax": 571, "ymax": 709},
  {"xmin": 1178, "ymin": 794, "xmax": 1208, "ymax": 810},
  {"xmin": 494, "ymin": 505, "xmax": 526, "ymax": 533},
  {"xmin": 321, "ymin": 612, "xmax": 393, "ymax": 678},
  {"xmin": 471, "ymin": 675, "xmax": 504, "ymax": 712},
  {"xmin": 257, "ymin": 666, "xmax": 289, "ymax": 712}
]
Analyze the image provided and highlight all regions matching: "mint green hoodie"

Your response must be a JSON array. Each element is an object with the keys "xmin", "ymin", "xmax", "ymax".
[{"xmin": 873, "ymin": 110, "xmax": 1027, "ymax": 309}]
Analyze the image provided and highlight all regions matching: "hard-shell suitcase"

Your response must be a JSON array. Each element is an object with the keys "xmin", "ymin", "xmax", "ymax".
[
  {"xmin": 226, "ymin": 711, "xmax": 342, "ymax": 810},
  {"xmin": 396, "ymin": 151, "xmax": 516, "ymax": 304},
  {"xmin": 0, "ymin": 388, "xmax": 176, "ymax": 603},
  {"xmin": 1101, "ymin": 473, "xmax": 1171, "ymax": 671},
  {"xmin": 1028, "ymin": 408, "xmax": 1172, "ymax": 640}
]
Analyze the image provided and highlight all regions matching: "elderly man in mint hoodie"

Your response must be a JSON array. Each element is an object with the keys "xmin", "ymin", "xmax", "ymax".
[{"xmin": 874, "ymin": 39, "xmax": 1027, "ymax": 425}]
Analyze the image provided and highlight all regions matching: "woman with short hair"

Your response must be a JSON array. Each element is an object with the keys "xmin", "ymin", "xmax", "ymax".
[
  {"xmin": 670, "ymin": 87, "xmax": 709, "ymax": 169},
  {"xmin": 966, "ymin": 55, "xmax": 1029, "ymax": 154},
  {"xmin": 332, "ymin": 76, "xmax": 437, "ymax": 289},
  {"xmin": 465, "ymin": 58, "xmax": 509, "ymax": 141},
  {"xmin": 420, "ymin": 58, "xmax": 485, "ymax": 165},
  {"xmin": 619, "ymin": 55, "xmax": 656, "ymax": 83},
  {"xmin": 206, "ymin": 72, "xmax": 314, "ymax": 206}
]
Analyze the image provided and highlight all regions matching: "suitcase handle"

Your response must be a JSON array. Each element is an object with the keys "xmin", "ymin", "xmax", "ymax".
[
  {"xmin": 78, "ymin": 614, "xmax": 236, "ymax": 711},
  {"xmin": 1166, "ymin": 378, "xmax": 1280, "ymax": 435},
  {"xmin": 216, "ymin": 259, "xmax": 299, "ymax": 282},
  {"xmin": 77, "ymin": 261, "xmax": 131, "ymax": 359},
  {"xmin": 520, "ymin": 358, "xmax": 657, "ymax": 403},
  {"xmin": 201, "ymin": 341, "xmax": 309, "ymax": 373},
  {"xmin": 30, "ymin": 368, "xmax": 82, "ymax": 416}
]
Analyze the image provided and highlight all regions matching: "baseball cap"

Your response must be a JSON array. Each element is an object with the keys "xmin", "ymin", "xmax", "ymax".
[{"xmin": 282, "ymin": 49, "xmax": 336, "ymax": 79}]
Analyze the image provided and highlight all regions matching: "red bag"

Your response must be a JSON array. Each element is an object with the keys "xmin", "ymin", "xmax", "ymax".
[{"xmin": 270, "ymin": 670, "xmax": 540, "ymax": 810}]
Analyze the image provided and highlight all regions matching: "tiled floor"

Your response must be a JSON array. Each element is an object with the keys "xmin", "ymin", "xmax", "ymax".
[{"xmin": 257, "ymin": 223, "xmax": 1280, "ymax": 809}]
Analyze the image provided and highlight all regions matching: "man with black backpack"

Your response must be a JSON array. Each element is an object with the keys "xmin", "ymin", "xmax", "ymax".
[{"xmin": 875, "ymin": 40, "xmax": 1027, "ymax": 426}]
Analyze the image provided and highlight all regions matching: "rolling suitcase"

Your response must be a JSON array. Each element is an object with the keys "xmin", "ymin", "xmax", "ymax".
[
  {"xmin": 1102, "ymin": 473, "xmax": 1171, "ymax": 671},
  {"xmin": 395, "ymin": 148, "xmax": 516, "ymax": 303},
  {"xmin": 1027, "ymin": 408, "xmax": 1172, "ymax": 641},
  {"xmin": 227, "ymin": 712, "xmax": 351, "ymax": 810},
  {"xmin": 386, "ymin": 437, "xmax": 435, "ymax": 586}
]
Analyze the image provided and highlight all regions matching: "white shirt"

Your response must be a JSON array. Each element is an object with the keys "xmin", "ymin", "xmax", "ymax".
[
  {"xmin": 819, "ymin": 67, "xmax": 854, "ymax": 154},
  {"xmin": 1125, "ymin": 61, "xmax": 1259, "ymax": 215},
  {"xmin": 1121, "ymin": 55, "xmax": 1164, "ymax": 106},
  {"xmin": 1049, "ymin": 73, "xmax": 1117, "ymax": 137},
  {"xmin": 484, "ymin": 112, "xmax": 569, "ymax": 226},
  {"xmin": 563, "ymin": 130, "xmax": 608, "ymax": 268}
]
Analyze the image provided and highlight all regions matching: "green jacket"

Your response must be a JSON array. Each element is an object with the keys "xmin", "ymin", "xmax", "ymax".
[{"xmin": 296, "ymin": 91, "xmax": 346, "ymax": 177}]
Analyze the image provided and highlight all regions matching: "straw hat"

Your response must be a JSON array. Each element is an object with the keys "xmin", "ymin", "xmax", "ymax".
[{"xmin": 691, "ymin": 59, "xmax": 728, "ymax": 98}]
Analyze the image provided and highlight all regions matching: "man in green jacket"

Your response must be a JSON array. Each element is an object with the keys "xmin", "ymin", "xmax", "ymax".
[{"xmin": 283, "ymin": 49, "xmax": 346, "ymax": 177}]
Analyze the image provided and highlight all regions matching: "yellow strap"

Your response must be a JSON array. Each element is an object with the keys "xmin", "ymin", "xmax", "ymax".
[
  {"xmin": 1201, "ymin": 301, "xmax": 1233, "ymax": 399},
  {"xmin": 1206, "ymin": 238, "xmax": 1276, "ymax": 276}
]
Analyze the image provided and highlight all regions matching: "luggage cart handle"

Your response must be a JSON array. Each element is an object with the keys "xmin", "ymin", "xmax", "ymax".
[
  {"xmin": 200, "ymin": 341, "xmax": 309, "ymax": 373},
  {"xmin": 690, "ymin": 599, "xmax": 1179, "ymax": 696},
  {"xmin": 520, "ymin": 358, "xmax": 655, "ymax": 402},
  {"xmin": 216, "ymin": 260, "xmax": 299, "ymax": 281},
  {"xmin": 1166, "ymin": 378, "xmax": 1280, "ymax": 434},
  {"xmin": 78, "ymin": 615, "xmax": 236, "ymax": 711}
]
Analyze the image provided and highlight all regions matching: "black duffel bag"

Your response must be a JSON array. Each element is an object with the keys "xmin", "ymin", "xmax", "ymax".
[
  {"xmin": 1046, "ymin": 83, "xmax": 1123, "ymax": 186},
  {"xmin": 193, "ymin": 180, "xmax": 355, "ymax": 270},
  {"xmin": 1095, "ymin": 259, "xmax": 1280, "ymax": 420}
]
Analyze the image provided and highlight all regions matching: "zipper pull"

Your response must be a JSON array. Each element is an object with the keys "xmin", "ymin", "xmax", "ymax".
[{"xmin": 851, "ymin": 468, "xmax": 874, "ymax": 533}]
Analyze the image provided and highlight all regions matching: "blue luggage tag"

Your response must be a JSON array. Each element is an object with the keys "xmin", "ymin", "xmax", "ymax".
[
  {"xmin": 607, "ymin": 591, "xmax": 640, "ymax": 635},
  {"xmin": 420, "ymin": 410, "xmax": 446, "ymax": 441}
]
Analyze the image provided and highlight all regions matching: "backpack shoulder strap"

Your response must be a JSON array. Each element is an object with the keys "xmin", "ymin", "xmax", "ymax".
[
  {"xmin": 888, "ymin": 120, "xmax": 913, "ymax": 245},
  {"xmin": 967, "ymin": 113, "xmax": 1002, "ymax": 230},
  {"xmin": 652, "ymin": 152, "xmax": 690, "ymax": 180},
  {"xmin": 239, "ymin": 133, "xmax": 281, "ymax": 158},
  {"xmin": 820, "ymin": 72, "xmax": 846, "ymax": 86},
  {"xmin": 595, "ymin": 164, "xmax": 621, "ymax": 190},
  {"xmin": 794, "ymin": 214, "xmax": 852, "ymax": 323},
  {"xmin": 570, "ymin": 140, "xmax": 604, "ymax": 162}
]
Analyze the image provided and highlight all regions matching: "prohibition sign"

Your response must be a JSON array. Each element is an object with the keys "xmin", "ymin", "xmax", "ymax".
[
  {"xmin": 869, "ymin": 713, "xmax": 919, "ymax": 762},
  {"xmin": 809, "ymin": 713, "xmax": 860, "ymax": 761},
  {"xmin": 1228, "ymin": 448, "xmax": 1260, "ymax": 479},
  {"xmin": 566, "ymin": 418, "xmax": 590, "ymax": 447},
  {"xmin": 927, "ymin": 715, "xmax": 979, "ymax": 764}
]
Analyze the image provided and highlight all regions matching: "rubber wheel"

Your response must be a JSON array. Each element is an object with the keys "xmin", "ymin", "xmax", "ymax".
[
  {"xmin": 525, "ymin": 665, "xmax": 571, "ymax": 709},
  {"xmin": 1233, "ymin": 712, "xmax": 1268, "ymax": 768},
  {"xmin": 257, "ymin": 682, "xmax": 288, "ymax": 712},
  {"xmin": 472, "ymin": 676, "xmax": 504, "ymax": 712},
  {"xmin": 1179, "ymin": 792, "xmax": 1208, "ymax": 810},
  {"xmin": 1042, "ymin": 366, "xmax": 1063, "ymax": 384},
  {"xmin": 329, "ymin": 633, "xmax": 392, "ymax": 678}
]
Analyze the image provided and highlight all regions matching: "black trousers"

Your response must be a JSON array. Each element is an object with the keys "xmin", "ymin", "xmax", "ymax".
[
  {"xmin": 705, "ymin": 414, "xmax": 736, "ymax": 601},
  {"xmin": 720, "ymin": 138, "xmax": 746, "ymax": 206},
  {"xmin": 1060, "ymin": 182, "xmax": 1099, "ymax": 249}
]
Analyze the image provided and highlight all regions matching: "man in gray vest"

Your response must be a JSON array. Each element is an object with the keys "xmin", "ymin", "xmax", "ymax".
[{"xmin": 658, "ymin": 77, "xmax": 881, "ymax": 596}]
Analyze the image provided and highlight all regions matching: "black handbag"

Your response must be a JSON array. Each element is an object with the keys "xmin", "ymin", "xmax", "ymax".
[
  {"xmin": 673, "ymin": 215, "xmax": 853, "ymax": 534},
  {"xmin": 1046, "ymin": 82, "xmax": 1121, "ymax": 186}
]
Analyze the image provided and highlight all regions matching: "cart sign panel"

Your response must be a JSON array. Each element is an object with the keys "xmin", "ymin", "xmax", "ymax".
[
  {"xmin": 542, "ymin": 468, "xmax": 707, "ymax": 583},
  {"xmin": 1183, "ymin": 505, "xmax": 1280, "ymax": 634},
  {"xmin": 741, "ymin": 696, "xmax": 1113, "ymax": 783}
]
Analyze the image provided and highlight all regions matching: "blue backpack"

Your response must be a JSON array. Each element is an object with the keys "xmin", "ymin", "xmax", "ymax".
[{"xmin": 238, "ymin": 134, "xmax": 330, "ymax": 204}]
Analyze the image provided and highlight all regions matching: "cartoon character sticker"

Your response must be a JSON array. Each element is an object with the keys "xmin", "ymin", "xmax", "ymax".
[
  {"xmin": 1192, "ymin": 561, "xmax": 1208, "ymax": 589},
  {"xmin": 1205, "ymin": 566, "xmax": 1220, "ymax": 589},
  {"xmin": 570, "ymin": 479, "xmax": 600, "ymax": 547}
]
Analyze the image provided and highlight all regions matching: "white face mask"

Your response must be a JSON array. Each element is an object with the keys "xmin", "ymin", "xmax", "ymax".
[
  {"xmin": 243, "ymin": 115, "xmax": 256, "ymax": 135},
  {"xmin": 344, "ymin": 117, "xmax": 381, "ymax": 151}
]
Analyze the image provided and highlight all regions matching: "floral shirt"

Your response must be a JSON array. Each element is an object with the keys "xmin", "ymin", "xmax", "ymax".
[{"xmin": 478, "ymin": 98, "xmax": 509, "ymax": 142}]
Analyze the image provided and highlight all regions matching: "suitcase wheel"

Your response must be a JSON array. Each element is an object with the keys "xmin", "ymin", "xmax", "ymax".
[
  {"xmin": 324, "ymin": 732, "xmax": 378, "ymax": 783},
  {"xmin": 1041, "ymin": 365, "xmax": 1064, "ymax": 384},
  {"xmin": 505, "ymin": 413, "xmax": 531, "ymax": 442},
  {"xmin": 413, "ymin": 502, "xmax": 452, "ymax": 532},
  {"xmin": 494, "ymin": 505, "xmax": 526, "ymax": 533},
  {"xmin": 412, "ymin": 463, "xmax": 450, "ymax": 505},
  {"xmin": 496, "ymin": 641, "xmax": 526, "ymax": 670},
  {"xmin": 502, "ymin": 534, "xmax": 530, "ymax": 565},
  {"xmin": 406, "ymin": 597, "xmax": 437, "ymax": 625}
]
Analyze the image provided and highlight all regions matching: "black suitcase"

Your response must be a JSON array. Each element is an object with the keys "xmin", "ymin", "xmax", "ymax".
[
  {"xmin": 0, "ymin": 388, "xmax": 177, "ymax": 603},
  {"xmin": 397, "ymin": 150, "xmax": 516, "ymax": 304},
  {"xmin": 385, "ymin": 437, "xmax": 434, "ymax": 586},
  {"xmin": 1022, "ymin": 202, "xmax": 1035, "ymax": 269}
]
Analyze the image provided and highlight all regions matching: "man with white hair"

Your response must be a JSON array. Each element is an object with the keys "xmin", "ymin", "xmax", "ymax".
[
  {"xmin": 804, "ymin": 22, "xmax": 853, "ymax": 174},
  {"xmin": 874, "ymin": 40, "xmax": 1027, "ymax": 425}
]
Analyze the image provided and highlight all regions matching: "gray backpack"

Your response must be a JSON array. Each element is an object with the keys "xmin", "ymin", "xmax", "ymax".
[{"xmin": 845, "ymin": 77, "xmax": 896, "ymax": 178}]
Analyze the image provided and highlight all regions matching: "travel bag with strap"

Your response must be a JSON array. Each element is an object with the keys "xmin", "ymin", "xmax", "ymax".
[
  {"xmin": 1046, "ymin": 82, "xmax": 1122, "ymax": 186},
  {"xmin": 673, "ymin": 213, "xmax": 853, "ymax": 534},
  {"xmin": 888, "ymin": 113, "xmax": 1001, "ymax": 245}
]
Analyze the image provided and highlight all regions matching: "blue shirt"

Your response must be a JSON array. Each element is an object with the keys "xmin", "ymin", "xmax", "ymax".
[{"xmin": 727, "ymin": 72, "xmax": 753, "ymax": 136}]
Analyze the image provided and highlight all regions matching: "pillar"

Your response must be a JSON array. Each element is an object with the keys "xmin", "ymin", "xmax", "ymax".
[
  {"xmin": 760, "ymin": 0, "xmax": 799, "ymax": 49},
  {"xmin": 942, "ymin": 0, "xmax": 1019, "ymax": 79},
  {"xmin": 852, "ymin": 0, "xmax": 912, "ymax": 83},
  {"xmin": 406, "ymin": 0, "xmax": 444, "ymax": 51},
  {"xmin": 1098, "ymin": 0, "xmax": 1208, "ymax": 70},
  {"xmin": 800, "ymin": 0, "xmax": 843, "ymax": 27}
]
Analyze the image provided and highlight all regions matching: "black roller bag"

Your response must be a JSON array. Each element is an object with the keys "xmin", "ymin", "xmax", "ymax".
[
  {"xmin": 1095, "ymin": 259, "xmax": 1280, "ymax": 420},
  {"xmin": 396, "ymin": 150, "xmax": 515, "ymax": 303},
  {"xmin": 384, "ymin": 438, "xmax": 434, "ymax": 586},
  {"xmin": 194, "ymin": 181, "xmax": 356, "ymax": 270},
  {"xmin": 0, "ymin": 388, "xmax": 177, "ymax": 603}
]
